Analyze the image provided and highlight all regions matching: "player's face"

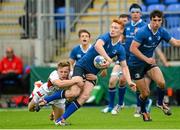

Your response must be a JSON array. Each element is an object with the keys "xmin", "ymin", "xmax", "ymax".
[
  {"xmin": 57, "ymin": 66, "xmax": 70, "ymax": 80},
  {"xmin": 150, "ymin": 16, "xmax": 162, "ymax": 30},
  {"xmin": 119, "ymin": 17, "xmax": 128, "ymax": 24},
  {"xmin": 79, "ymin": 32, "xmax": 90, "ymax": 46},
  {"xmin": 110, "ymin": 22, "xmax": 123, "ymax": 38},
  {"xmin": 131, "ymin": 11, "xmax": 141, "ymax": 22}
]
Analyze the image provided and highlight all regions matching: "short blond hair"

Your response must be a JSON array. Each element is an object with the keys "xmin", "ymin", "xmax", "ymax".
[{"xmin": 57, "ymin": 60, "xmax": 71, "ymax": 69}]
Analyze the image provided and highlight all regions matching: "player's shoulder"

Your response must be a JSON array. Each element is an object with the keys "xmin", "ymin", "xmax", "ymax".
[
  {"xmin": 137, "ymin": 25, "xmax": 148, "ymax": 33},
  {"xmin": 117, "ymin": 43, "xmax": 125, "ymax": 51},
  {"xmin": 71, "ymin": 44, "xmax": 81, "ymax": 50},
  {"xmin": 125, "ymin": 21, "xmax": 131, "ymax": 27},
  {"xmin": 159, "ymin": 26, "xmax": 168, "ymax": 33},
  {"xmin": 98, "ymin": 32, "xmax": 110, "ymax": 39},
  {"xmin": 49, "ymin": 70, "xmax": 58, "ymax": 77}
]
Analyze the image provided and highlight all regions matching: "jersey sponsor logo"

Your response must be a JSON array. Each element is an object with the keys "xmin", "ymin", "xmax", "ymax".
[
  {"xmin": 77, "ymin": 54, "xmax": 82, "ymax": 58},
  {"xmin": 148, "ymin": 37, "xmax": 152, "ymax": 41},
  {"xmin": 112, "ymin": 50, "xmax": 117, "ymax": 54},
  {"xmin": 135, "ymin": 73, "xmax": 140, "ymax": 79},
  {"xmin": 143, "ymin": 44, "xmax": 157, "ymax": 48}
]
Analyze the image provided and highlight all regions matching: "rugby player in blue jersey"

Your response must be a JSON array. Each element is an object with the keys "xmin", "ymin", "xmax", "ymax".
[
  {"xmin": 129, "ymin": 10, "xmax": 180, "ymax": 121},
  {"xmin": 102, "ymin": 4, "xmax": 150, "ymax": 116},
  {"xmin": 69, "ymin": 29, "xmax": 92, "ymax": 66},
  {"xmin": 39, "ymin": 19, "xmax": 136, "ymax": 125}
]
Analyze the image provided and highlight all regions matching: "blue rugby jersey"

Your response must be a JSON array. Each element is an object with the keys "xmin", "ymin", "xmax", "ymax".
[
  {"xmin": 124, "ymin": 19, "xmax": 146, "ymax": 59},
  {"xmin": 69, "ymin": 44, "xmax": 92, "ymax": 62},
  {"xmin": 76, "ymin": 32, "xmax": 126, "ymax": 75},
  {"xmin": 128, "ymin": 24, "xmax": 172, "ymax": 66}
]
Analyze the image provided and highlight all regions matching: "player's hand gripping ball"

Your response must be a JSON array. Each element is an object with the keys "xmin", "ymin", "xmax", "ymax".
[{"xmin": 93, "ymin": 55, "xmax": 107, "ymax": 69}]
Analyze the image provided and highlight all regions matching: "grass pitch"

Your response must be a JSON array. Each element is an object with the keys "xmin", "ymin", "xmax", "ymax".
[{"xmin": 0, "ymin": 106, "xmax": 180, "ymax": 129}]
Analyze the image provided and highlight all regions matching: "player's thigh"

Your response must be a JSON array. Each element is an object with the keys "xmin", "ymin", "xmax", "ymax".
[
  {"xmin": 66, "ymin": 84, "xmax": 82, "ymax": 98},
  {"xmin": 77, "ymin": 81, "xmax": 94, "ymax": 105},
  {"xmin": 52, "ymin": 105, "xmax": 64, "ymax": 121},
  {"xmin": 147, "ymin": 66, "xmax": 165, "ymax": 88},
  {"xmin": 144, "ymin": 75, "xmax": 151, "ymax": 87}
]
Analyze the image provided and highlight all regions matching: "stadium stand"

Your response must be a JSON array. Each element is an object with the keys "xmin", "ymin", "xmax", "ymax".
[
  {"xmin": 163, "ymin": 0, "xmax": 179, "ymax": 5},
  {"xmin": 165, "ymin": 3, "xmax": 180, "ymax": 28},
  {"xmin": 141, "ymin": 4, "xmax": 147, "ymax": 12},
  {"xmin": 166, "ymin": 3, "xmax": 180, "ymax": 12},
  {"xmin": 0, "ymin": 0, "xmax": 25, "ymax": 39},
  {"xmin": 147, "ymin": 4, "xmax": 166, "ymax": 12},
  {"xmin": 143, "ymin": 0, "xmax": 160, "ymax": 5}
]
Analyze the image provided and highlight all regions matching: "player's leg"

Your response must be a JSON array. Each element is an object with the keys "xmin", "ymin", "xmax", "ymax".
[
  {"xmin": 39, "ymin": 84, "xmax": 82, "ymax": 106},
  {"xmin": 28, "ymin": 99, "xmax": 36, "ymax": 112},
  {"xmin": 144, "ymin": 76, "xmax": 153, "ymax": 113},
  {"xmin": 147, "ymin": 66, "xmax": 172, "ymax": 115},
  {"xmin": 55, "ymin": 80, "xmax": 95, "ymax": 125},
  {"xmin": 129, "ymin": 65, "xmax": 152, "ymax": 121},
  {"xmin": 102, "ymin": 65, "xmax": 120, "ymax": 113},
  {"xmin": 111, "ymin": 71, "xmax": 126, "ymax": 115},
  {"xmin": 52, "ymin": 102, "xmax": 65, "ymax": 121},
  {"xmin": 134, "ymin": 76, "xmax": 152, "ymax": 117},
  {"xmin": 135, "ymin": 78, "xmax": 152, "ymax": 121}
]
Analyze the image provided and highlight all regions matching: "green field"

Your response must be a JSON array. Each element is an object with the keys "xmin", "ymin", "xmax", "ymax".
[{"xmin": 0, "ymin": 106, "xmax": 180, "ymax": 129}]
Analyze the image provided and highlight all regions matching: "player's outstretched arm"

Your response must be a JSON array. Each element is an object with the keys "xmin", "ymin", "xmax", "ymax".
[
  {"xmin": 169, "ymin": 38, "xmax": 180, "ymax": 47},
  {"xmin": 120, "ymin": 60, "xmax": 136, "ymax": 92},
  {"xmin": 52, "ymin": 77, "xmax": 83, "ymax": 89}
]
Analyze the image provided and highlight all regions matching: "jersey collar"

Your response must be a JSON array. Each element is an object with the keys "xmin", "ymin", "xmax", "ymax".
[
  {"xmin": 80, "ymin": 44, "xmax": 92, "ymax": 53},
  {"xmin": 148, "ymin": 24, "xmax": 158, "ymax": 35},
  {"xmin": 131, "ymin": 19, "xmax": 142, "ymax": 26}
]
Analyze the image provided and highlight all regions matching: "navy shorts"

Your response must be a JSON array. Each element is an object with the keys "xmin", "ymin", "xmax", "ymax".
[
  {"xmin": 129, "ymin": 63, "xmax": 157, "ymax": 80},
  {"xmin": 72, "ymin": 66, "xmax": 97, "ymax": 86}
]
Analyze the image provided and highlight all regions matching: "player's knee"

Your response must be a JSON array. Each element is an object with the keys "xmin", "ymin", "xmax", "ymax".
[
  {"xmin": 119, "ymin": 79, "xmax": 126, "ymax": 86},
  {"xmin": 77, "ymin": 80, "xmax": 84, "ymax": 88},
  {"xmin": 80, "ymin": 93, "xmax": 91, "ymax": 103},
  {"xmin": 109, "ymin": 77, "xmax": 117, "ymax": 88},
  {"xmin": 142, "ymin": 90, "xmax": 150, "ymax": 98},
  {"xmin": 157, "ymin": 80, "xmax": 165, "ymax": 89},
  {"xmin": 28, "ymin": 104, "xmax": 35, "ymax": 112},
  {"xmin": 109, "ymin": 80, "xmax": 116, "ymax": 88},
  {"xmin": 68, "ymin": 88, "xmax": 81, "ymax": 98}
]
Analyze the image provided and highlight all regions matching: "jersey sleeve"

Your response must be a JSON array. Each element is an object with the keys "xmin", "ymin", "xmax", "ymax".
[
  {"xmin": 49, "ymin": 70, "xmax": 59, "ymax": 82},
  {"xmin": 117, "ymin": 46, "xmax": 126, "ymax": 62},
  {"xmin": 97, "ymin": 33, "xmax": 109, "ymax": 46},
  {"xmin": 162, "ymin": 28, "xmax": 172, "ymax": 42},
  {"xmin": 69, "ymin": 46, "xmax": 77, "ymax": 60}
]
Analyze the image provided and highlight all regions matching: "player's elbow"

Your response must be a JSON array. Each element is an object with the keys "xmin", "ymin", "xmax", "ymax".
[{"xmin": 130, "ymin": 44, "xmax": 135, "ymax": 54}]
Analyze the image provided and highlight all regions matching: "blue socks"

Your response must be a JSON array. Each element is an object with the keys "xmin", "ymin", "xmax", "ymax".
[
  {"xmin": 118, "ymin": 86, "xmax": 126, "ymax": 106},
  {"xmin": 157, "ymin": 87, "xmax": 165, "ymax": 105},
  {"xmin": 56, "ymin": 100, "xmax": 81, "ymax": 122},
  {"xmin": 108, "ymin": 88, "xmax": 116, "ymax": 108},
  {"xmin": 136, "ymin": 91, "xmax": 141, "ymax": 107},
  {"xmin": 44, "ymin": 90, "xmax": 65, "ymax": 103},
  {"xmin": 139, "ymin": 96, "xmax": 148, "ymax": 113}
]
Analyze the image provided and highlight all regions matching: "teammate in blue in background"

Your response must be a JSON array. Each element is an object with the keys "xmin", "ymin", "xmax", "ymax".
[
  {"xmin": 129, "ymin": 10, "xmax": 180, "ymax": 121},
  {"xmin": 39, "ymin": 19, "xmax": 136, "ymax": 125},
  {"xmin": 102, "ymin": 3, "xmax": 151, "ymax": 116},
  {"xmin": 69, "ymin": 29, "xmax": 92, "ymax": 65}
]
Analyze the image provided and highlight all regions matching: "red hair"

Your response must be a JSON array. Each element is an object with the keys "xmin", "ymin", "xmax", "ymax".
[{"xmin": 112, "ymin": 19, "xmax": 124, "ymax": 28}]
